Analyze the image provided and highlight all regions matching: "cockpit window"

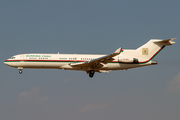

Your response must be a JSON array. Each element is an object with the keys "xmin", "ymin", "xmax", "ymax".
[{"xmin": 10, "ymin": 56, "xmax": 16, "ymax": 59}]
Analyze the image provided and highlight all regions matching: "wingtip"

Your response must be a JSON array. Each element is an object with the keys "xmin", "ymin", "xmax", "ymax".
[
  {"xmin": 170, "ymin": 38, "xmax": 176, "ymax": 41},
  {"xmin": 170, "ymin": 38, "xmax": 176, "ymax": 44},
  {"xmin": 114, "ymin": 47, "xmax": 122, "ymax": 54}
]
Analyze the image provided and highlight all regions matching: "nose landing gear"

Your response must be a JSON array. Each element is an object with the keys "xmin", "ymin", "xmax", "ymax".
[
  {"xmin": 19, "ymin": 69, "xmax": 23, "ymax": 74},
  {"xmin": 18, "ymin": 67, "xmax": 23, "ymax": 74}
]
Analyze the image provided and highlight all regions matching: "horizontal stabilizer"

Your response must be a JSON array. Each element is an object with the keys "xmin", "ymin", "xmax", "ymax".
[{"xmin": 153, "ymin": 38, "xmax": 176, "ymax": 46}]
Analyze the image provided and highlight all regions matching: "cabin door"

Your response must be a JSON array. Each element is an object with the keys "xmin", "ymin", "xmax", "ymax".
[{"xmin": 20, "ymin": 55, "xmax": 24, "ymax": 61}]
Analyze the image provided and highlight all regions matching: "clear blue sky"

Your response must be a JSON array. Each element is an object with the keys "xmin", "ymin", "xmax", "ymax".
[{"xmin": 0, "ymin": 0, "xmax": 180, "ymax": 120}]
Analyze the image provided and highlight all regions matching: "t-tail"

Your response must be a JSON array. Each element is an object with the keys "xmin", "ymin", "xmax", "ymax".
[
  {"xmin": 136, "ymin": 38, "xmax": 176, "ymax": 63},
  {"xmin": 119, "ymin": 38, "xmax": 176, "ymax": 64}
]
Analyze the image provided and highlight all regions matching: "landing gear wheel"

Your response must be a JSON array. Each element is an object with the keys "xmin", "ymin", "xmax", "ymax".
[
  {"xmin": 19, "ymin": 70, "xmax": 23, "ymax": 74},
  {"xmin": 89, "ymin": 70, "xmax": 95, "ymax": 78},
  {"xmin": 89, "ymin": 73, "xmax": 94, "ymax": 78}
]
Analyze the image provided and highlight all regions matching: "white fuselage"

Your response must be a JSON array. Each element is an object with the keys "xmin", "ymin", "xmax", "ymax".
[
  {"xmin": 4, "ymin": 38, "xmax": 175, "ymax": 77},
  {"xmin": 4, "ymin": 52, "xmax": 156, "ymax": 72}
]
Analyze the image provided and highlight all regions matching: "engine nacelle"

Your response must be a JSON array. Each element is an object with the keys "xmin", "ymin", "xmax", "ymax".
[{"xmin": 118, "ymin": 58, "xmax": 138, "ymax": 63}]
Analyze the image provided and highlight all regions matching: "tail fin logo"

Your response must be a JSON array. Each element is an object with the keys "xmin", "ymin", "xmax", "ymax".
[{"xmin": 142, "ymin": 48, "xmax": 148, "ymax": 55}]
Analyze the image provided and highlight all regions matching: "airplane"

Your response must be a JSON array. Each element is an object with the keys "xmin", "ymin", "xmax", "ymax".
[{"xmin": 4, "ymin": 38, "xmax": 176, "ymax": 78}]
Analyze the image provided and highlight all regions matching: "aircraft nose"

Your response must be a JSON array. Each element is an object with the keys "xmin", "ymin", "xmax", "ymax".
[{"xmin": 4, "ymin": 60, "xmax": 10, "ymax": 66}]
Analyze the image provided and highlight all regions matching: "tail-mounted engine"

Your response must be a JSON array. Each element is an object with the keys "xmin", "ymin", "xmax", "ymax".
[{"xmin": 118, "ymin": 58, "xmax": 138, "ymax": 63}]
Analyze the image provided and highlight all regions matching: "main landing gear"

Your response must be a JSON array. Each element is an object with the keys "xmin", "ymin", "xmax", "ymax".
[{"xmin": 89, "ymin": 70, "xmax": 95, "ymax": 78}]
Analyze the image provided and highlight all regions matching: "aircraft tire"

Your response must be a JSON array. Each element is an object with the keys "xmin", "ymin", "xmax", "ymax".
[
  {"xmin": 89, "ymin": 70, "xmax": 95, "ymax": 78},
  {"xmin": 89, "ymin": 73, "xmax": 94, "ymax": 78},
  {"xmin": 90, "ymin": 70, "xmax": 95, "ymax": 74},
  {"xmin": 19, "ymin": 70, "xmax": 23, "ymax": 74}
]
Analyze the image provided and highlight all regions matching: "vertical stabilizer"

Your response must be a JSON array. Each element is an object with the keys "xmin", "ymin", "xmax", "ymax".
[{"xmin": 135, "ymin": 38, "xmax": 176, "ymax": 61}]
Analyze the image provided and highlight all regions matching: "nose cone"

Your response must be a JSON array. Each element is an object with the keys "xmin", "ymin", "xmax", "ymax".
[{"xmin": 4, "ymin": 60, "xmax": 11, "ymax": 66}]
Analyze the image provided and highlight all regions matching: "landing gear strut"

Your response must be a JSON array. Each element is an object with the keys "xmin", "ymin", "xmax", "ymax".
[
  {"xmin": 89, "ymin": 70, "xmax": 95, "ymax": 78},
  {"xmin": 18, "ymin": 67, "xmax": 23, "ymax": 74}
]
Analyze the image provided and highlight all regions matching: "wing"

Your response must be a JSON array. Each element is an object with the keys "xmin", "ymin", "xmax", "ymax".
[{"xmin": 69, "ymin": 47, "xmax": 122, "ymax": 69}]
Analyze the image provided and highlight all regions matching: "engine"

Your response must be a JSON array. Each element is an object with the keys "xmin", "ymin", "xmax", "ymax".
[{"xmin": 118, "ymin": 58, "xmax": 138, "ymax": 63}]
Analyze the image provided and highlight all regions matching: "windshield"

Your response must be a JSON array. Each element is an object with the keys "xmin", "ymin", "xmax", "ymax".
[{"xmin": 10, "ymin": 56, "xmax": 16, "ymax": 59}]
